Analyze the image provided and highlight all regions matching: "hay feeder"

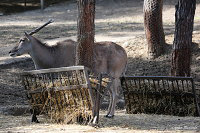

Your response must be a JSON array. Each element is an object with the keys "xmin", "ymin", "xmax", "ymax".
[
  {"xmin": 21, "ymin": 66, "xmax": 103, "ymax": 124},
  {"xmin": 121, "ymin": 76, "xmax": 200, "ymax": 116}
]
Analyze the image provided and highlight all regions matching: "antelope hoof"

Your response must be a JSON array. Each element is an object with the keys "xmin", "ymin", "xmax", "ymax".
[
  {"xmin": 105, "ymin": 114, "xmax": 114, "ymax": 118},
  {"xmin": 31, "ymin": 114, "xmax": 39, "ymax": 123}
]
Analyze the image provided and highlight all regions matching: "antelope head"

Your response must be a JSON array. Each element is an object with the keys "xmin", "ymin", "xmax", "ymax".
[
  {"xmin": 9, "ymin": 32, "xmax": 33, "ymax": 57},
  {"xmin": 9, "ymin": 19, "xmax": 54, "ymax": 57}
]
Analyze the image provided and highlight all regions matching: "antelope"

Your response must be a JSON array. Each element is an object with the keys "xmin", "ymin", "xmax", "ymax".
[{"xmin": 9, "ymin": 20, "xmax": 127, "ymax": 118}]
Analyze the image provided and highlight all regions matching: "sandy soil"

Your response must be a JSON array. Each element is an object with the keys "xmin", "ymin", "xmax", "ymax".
[
  {"xmin": 1, "ymin": 110, "xmax": 200, "ymax": 133},
  {"xmin": 1, "ymin": 0, "xmax": 200, "ymax": 132}
]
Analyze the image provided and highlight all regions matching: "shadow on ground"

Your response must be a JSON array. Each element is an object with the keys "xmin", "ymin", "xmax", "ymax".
[{"xmin": 0, "ymin": 0, "xmax": 71, "ymax": 15}]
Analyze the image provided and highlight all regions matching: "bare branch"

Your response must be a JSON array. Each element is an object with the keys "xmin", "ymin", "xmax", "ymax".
[{"xmin": 29, "ymin": 19, "xmax": 54, "ymax": 35}]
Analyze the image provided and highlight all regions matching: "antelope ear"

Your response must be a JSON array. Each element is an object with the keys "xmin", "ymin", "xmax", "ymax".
[{"xmin": 24, "ymin": 32, "xmax": 33, "ymax": 41}]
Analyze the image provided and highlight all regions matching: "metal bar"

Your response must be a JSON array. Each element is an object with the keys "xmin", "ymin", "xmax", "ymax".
[
  {"xmin": 21, "ymin": 66, "xmax": 86, "ymax": 75},
  {"xmin": 32, "ymin": 76, "xmax": 37, "ymax": 90},
  {"xmin": 142, "ymin": 79, "xmax": 146, "ymax": 90},
  {"xmin": 171, "ymin": 80, "xmax": 175, "ymax": 92},
  {"xmin": 82, "ymin": 67, "xmax": 95, "ymax": 121},
  {"xmin": 83, "ymin": 68, "xmax": 94, "ymax": 107},
  {"xmin": 176, "ymin": 80, "xmax": 180, "ymax": 92},
  {"xmin": 157, "ymin": 80, "xmax": 160, "ymax": 91},
  {"xmin": 153, "ymin": 79, "xmax": 157, "ymax": 92},
  {"xmin": 147, "ymin": 79, "xmax": 151, "ymax": 90},
  {"xmin": 50, "ymin": 73, "xmax": 55, "ymax": 87},
  {"xmin": 93, "ymin": 74, "xmax": 102, "ymax": 125},
  {"xmin": 66, "ymin": 71, "xmax": 72, "ymax": 85},
  {"xmin": 121, "ymin": 77, "xmax": 132, "ymax": 113},
  {"xmin": 121, "ymin": 76, "xmax": 193, "ymax": 81},
  {"xmin": 80, "ymin": 70, "xmax": 86, "ymax": 84},
  {"xmin": 58, "ymin": 73, "xmax": 63, "ymax": 86},
  {"xmin": 133, "ymin": 79, "xmax": 137, "ymax": 91},
  {"xmin": 186, "ymin": 80, "xmax": 190, "ymax": 92},
  {"xmin": 182, "ymin": 80, "xmax": 185, "ymax": 92},
  {"xmin": 191, "ymin": 79, "xmax": 200, "ymax": 116},
  {"xmin": 63, "ymin": 72, "xmax": 69, "ymax": 86},
  {"xmin": 167, "ymin": 79, "xmax": 170, "ymax": 91},
  {"xmin": 126, "ymin": 91, "xmax": 194, "ymax": 97},
  {"xmin": 74, "ymin": 70, "xmax": 80, "ymax": 85},
  {"xmin": 23, "ymin": 76, "xmax": 29, "ymax": 90},
  {"xmin": 27, "ymin": 84, "xmax": 88, "ymax": 94},
  {"xmin": 138, "ymin": 79, "xmax": 141, "ymax": 90},
  {"xmin": 161, "ymin": 79, "xmax": 165, "ymax": 91}
]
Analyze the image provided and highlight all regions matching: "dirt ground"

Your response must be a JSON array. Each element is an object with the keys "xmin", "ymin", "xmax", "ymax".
[{"xmin": 1, "ymin": 0, "xmax": 200, "ymax": 132}]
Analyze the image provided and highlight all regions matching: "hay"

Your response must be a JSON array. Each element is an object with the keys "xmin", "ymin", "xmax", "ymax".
[{"xmin": 26, "ymin": 84, "xmax": 94, "ymax": 123}]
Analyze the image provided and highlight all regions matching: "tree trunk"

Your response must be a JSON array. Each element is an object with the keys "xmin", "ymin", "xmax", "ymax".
[
  {"xmin": 144, "ymin": 0, "xmax": 165, "ymax": 58},
  {"xmin": 76, "ymin": 0, "xmax": 95, "ymax": 69},
  {"xmin": 40, "ymin": 0, "xmax": 44, "ymax": 10},
  {"xmin": 171, "ymin": 0, "xmax": 196, "ymax": 77}
]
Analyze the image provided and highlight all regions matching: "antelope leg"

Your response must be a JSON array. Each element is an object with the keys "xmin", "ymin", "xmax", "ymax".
[{"xmin": 106, "ymin": 78, "xmax": 120, "ymax": 118}]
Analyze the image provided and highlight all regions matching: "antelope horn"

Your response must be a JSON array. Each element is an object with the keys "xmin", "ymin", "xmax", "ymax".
[{"xmin": 28, "ymin": 19, "xmax": 54, "ymax": 35}]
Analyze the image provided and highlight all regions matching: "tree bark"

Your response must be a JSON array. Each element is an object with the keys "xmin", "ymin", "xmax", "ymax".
[
  {"xmin": 171, "ymin": 0, "xmax": 196, "ymax": 77},
  {"xmin": 144, "ymin": 0, "xmax": 165, "ymax": 58},
  {"xmin": 76, "ymin": 0, "xmax": 95, "ymax": 69}
]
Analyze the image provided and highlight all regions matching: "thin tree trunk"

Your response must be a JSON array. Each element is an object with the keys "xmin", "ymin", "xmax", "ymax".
[
  {"xmin": 144, "ymin": 0, "xmax": 165, "ymax": 58},
  {"xmin": 76, "ymin": 0, "xmax": 95, "ymax": 69},
  {"xmin": 171, "ymin": 0, "xmax": 196, "ymax": 77},
  {"xmin": 40, "ymin": 0, "xmax": 44, "ymax": 10}
]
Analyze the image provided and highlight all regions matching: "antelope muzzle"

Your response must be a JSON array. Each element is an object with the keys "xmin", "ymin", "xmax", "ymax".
[{"xmin": 9, "ymin": 46, "xmax": 19, "ymax": 57}]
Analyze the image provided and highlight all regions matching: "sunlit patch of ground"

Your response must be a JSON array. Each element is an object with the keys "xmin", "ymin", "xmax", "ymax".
[{"xmin": 1, "ymin": 110, "xmax": 200, "ymax": 133}]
